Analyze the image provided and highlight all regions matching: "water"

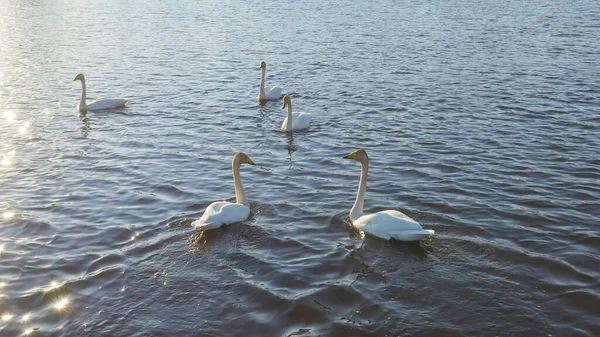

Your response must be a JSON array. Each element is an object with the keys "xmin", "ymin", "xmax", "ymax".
[{"xmin": 1, "ymin": 0, "xmax": 599, "ymax": 335}]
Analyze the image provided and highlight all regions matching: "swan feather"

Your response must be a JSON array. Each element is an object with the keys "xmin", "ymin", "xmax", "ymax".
[
  {"xmin": 192, "ymin": 201, "xmax": 250, "ymax": 231},
  {"xmin": 86, "ymin": 98, "xmax": 128, "ymax": 111},
  {"xmin": 353, "ymin": 210, "xmax": 435, "ymax": 241},
  {"xmin": 281, "ymin": 112, "xmax": 312, "ymax": 131}
]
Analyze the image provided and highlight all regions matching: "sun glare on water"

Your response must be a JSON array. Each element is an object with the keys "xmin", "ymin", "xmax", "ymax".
[
  {"xmin": 54, "ymin": 297, "xmax": 70, "ymax": 312},
  {"xmin": 4, "ymin": 111, "xmax": 15, "ymax": 122},
  {"xmin": 46, "ymin": 280, "xmax": 60, "ymax": 292},
  {"xmin": 18, "ymin": 121, "xmax": 31, "ymax": 135},
  {"xmin": 21, "ymin": 313, "xmax": 32, "ymax": 323},
  {"xmin": 1, "ymin": 157, "xmax": 10, "ymax": 167}
]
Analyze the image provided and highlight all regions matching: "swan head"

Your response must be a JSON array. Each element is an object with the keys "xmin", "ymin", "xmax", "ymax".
[
  {"xmin": 259, "ymin": 61, "xmax": 266, "ymax": 69},
  {"xmin": 73, "ymin": 73, "xmax": 85, "ymax": 81},
  {"xmin": 343, "ymin": 149, "xmax": 368, "ymax": 163},
  {"xmin": 281, "ymin": 95, "xmax": 291, "ymax": 109},
  {"xmin": 233, "ymin": 152, "xmax": 256, "ymax": 166}
]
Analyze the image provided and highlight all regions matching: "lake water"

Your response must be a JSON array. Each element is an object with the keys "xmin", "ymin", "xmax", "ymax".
[{"xmin": 1, "ymin": 0, "xmax": 599, "ymax": 336}]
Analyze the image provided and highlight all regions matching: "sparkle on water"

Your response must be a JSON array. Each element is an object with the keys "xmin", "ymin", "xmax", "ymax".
[
  {"xmin": 18, "ymin": 121, "xmax": 31, "ymax": 135},
  {"xmin": 54, "ymin": 297, "xmax": 70, "ymax": 312},
  {"xmin": 46, "ymin": 280, "xmax": 60, "ymax": 292},
  {"xmin": 3, "ymin": 111, "xmax": 15, "ymax": 122},
  {"xmin": 3, "ymin": 211, "xmax": 14, "ymax": 220},
  {"xmin": 21, "ymin": 313, "xmax": 32, "ymax": 323},
  {"xmin": 2, "ymin": 313, "xmax": 13, "ymax": 322}
]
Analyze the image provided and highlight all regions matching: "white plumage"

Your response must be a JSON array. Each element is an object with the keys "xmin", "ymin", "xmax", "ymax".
[
  {"xmin": 257, "ymin": 61, "xmax": 283, "ymax": 101},
  {"xmin": 343, "ymin": 149, "xmax": 434, "ymax": 241},
  {"xmin": 192, "ymin": 152, "xmax": 256, "ymax": 231},
  {"xmin": 280, "ymin": 95, "xmax": 312, "ymax": 132},
  {"xmin": 73, "ymin": 73, "xmax": 127, "ymax": 112}
]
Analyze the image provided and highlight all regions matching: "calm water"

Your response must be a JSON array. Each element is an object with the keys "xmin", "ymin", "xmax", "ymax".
[{"xmin": 1, "ymin": 0, "xmax": 599, "ymax": 336}]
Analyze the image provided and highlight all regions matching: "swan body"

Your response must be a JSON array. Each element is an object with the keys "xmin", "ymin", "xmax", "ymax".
[
  {"xmin": 343, "ymin": 149, "xmax": 434, "ymax": 241},
  {"xmin": 257, "ymin": 61, "xmax": 283, "ymax": 101},
  {"xmin": 192, "ymin": 152, "xmax": 256, "ymax": 231},
  {"xmin": 281, "ymin": 95, "xmax": 312, "ymax": 132},
  {"xmin": 73, "ymin": 73, "xmax": 127, "ymax": 112}
]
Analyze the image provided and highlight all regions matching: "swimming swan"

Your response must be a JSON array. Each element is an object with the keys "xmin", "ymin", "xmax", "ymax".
[
  {"xmin": 257, "ymin": 61, "xmax": 283, "ymax": 101},
  {"xmin": 281, "ymin": 95, "xmax": 312, "ymax": 132},
  {"xmin": 343, "ymin": 149, "xmax": 434, "ymax": 241},
  {"xmin": 73, "ymin": 73, "xmax": 128, "ymax": 112},
  {"xmin": 192, "ymin": 152, "xmax": 256, "ymax": 231}
]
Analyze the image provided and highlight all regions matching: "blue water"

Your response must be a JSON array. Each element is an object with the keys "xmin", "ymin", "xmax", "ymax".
[{"xmin": 1, "ymin": 0, "xmax": 599, "ymax": 336}]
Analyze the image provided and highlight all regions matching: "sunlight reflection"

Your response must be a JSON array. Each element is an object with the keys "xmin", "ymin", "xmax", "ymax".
[
  {"xmin": 21, "ymin": 313, "xmax": 31, "ymax": 323},
  {"xmin": 46, "ymin": 280, "xmax": 60, "ymax": 292},
  {"xmin": 18, "ymin": 121, "xmax": 31, "ymax": 134},
  {"xmin": 3, "ymin": 211, "xmax": 15, "ymax": 220},
  {"xmin": 23, "ymin": 328, "xmax": 36, "ymax": 336},
  {"xmin": 0, "ymin": 282, "xmax": 6, "ymax": 289},
  {"xmin": 2, "ymin": 149, "xmax": 16, "ymax": 167},
  {"xmin": 0, "ymin": 244, "xmax": 5, "ymax": 254},
  {"xmin": 2, "ymin": 313, "xmax": 13, "ymax": 322},
  {"xmin": 53, "ymin": 297, "xmax": 70, "ymax": 312},
  {"xmin": 4, "ymin": 111, "xmax": 15, "ymax": 122}
]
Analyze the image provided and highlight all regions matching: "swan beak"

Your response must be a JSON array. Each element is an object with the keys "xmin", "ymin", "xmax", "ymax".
[
  {"xmin": 246, "ymin": 157, "xmax": 256, "ymax": 165},
  {"xmin": 343, "ymin": 152, "xmax": 356, "ymax": 159},
  {"xmin": 281, "ymin": 101, "xmax": 286, "ymax": 109}
]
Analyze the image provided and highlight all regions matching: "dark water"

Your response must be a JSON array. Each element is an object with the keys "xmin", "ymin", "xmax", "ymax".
[{"xmin": 1, "ymin": 0, "xmax": 599, "ymax": 336}]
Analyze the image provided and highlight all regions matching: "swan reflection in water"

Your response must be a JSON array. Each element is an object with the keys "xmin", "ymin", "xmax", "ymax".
[
  {"xmin": 284, "ymin": 132, "xmax": 296, "ymax": 168},
  {"xmin": 79, "ymin": 114, "xmax": 91, "ymax": 138}
]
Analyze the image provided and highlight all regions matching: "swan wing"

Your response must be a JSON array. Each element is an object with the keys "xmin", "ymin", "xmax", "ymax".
[
  {"xmin": 192, "ymin": 201, "xmax": 250, "ymax": 231},
  {"xmin": 291, "ymin": 112, "xmax": 312, "ymax": 130},
  {"xmin": 354, "ymin": 210, "xmax": 433, "ymax": 241},
  {"xmin": 388, "ymin": 229, "xmax": 435, "ymax": 241},
  {"xmin": 86, "ymin": 98, "xmax": 128, "ymax": 111},
  {"xmin": 266, "ymin": 86, "xmax": 283, "ymax": 100}
]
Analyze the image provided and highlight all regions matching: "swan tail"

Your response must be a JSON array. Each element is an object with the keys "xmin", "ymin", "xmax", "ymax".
[{"xmin": 389, "ymin": 229, "xmax": 434, "ymax": 241}]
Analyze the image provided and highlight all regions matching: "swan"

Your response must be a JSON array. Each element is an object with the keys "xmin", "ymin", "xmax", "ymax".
[
  {"xmin": 281, "ymin": 95, "xmax": 312, "ymax": 132},
  {"xmin": 257, "ymin": 61, "xmax": 283, "ymax": 101},
  {"xmin": 73, "ymin": 73, "xmax": 128, "ymax": 112},
  {"xmin": 343, "ymin": 149, "xmax": 434, "ymax": 241},
  {"xmin": 192, "ymin": 152, "xmax": 256, "ymax": 231}
]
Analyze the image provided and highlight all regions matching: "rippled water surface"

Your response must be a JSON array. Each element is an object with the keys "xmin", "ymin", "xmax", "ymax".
[{"xmin": 1, "ymin": 0, "xmax": 599, "ymax": 336}]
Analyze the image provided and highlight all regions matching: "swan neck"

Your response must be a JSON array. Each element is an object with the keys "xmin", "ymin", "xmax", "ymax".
[
  {"xmin": 79, "ymin": 79, "xmax": 87, "ymax": 111},
  {"xmin": 259, "ymin": 68, "xmax": 266, "ymax": 99},
  {"xmin": 233, "ymin": 161, "xmax": 248, "ymax": 206},
  {"xmin": 286, "ymin": 102, "xmax": 293, "ymax": 131},
  {"xmin": 350, "ymin": 159, "xmax": 368, "ymax": 220}
]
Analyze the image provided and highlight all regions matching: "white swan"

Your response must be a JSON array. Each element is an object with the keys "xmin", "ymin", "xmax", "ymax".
[
  {"xmin": 257, "ymin": 61, "xmax": 283, "ymax": 101},
  {"xmin": 281, "ymin": 95, "xmax": 312, "ymax": 132},
  {"xmin": 192, "ymin": 152, "xmax": 256, "ymax": 231},
  {"xmin": 73, "ymin": 73, "xmax": 128, "ymax": 112},
  {"xmin": 343, "ymin": 149, "xmax": 434, "ymax": 241}
]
